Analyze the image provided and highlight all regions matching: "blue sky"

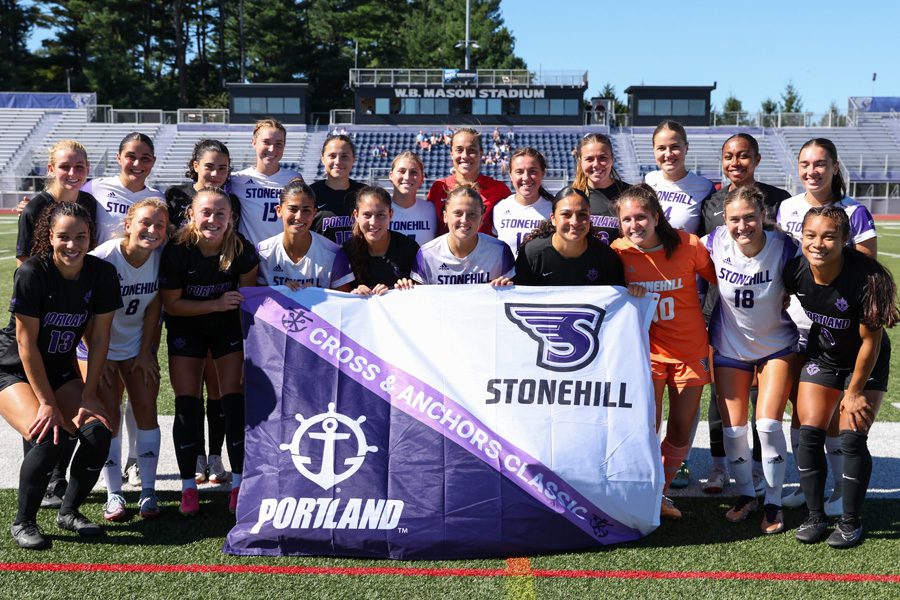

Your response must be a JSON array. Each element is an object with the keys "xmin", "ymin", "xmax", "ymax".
[{"xmin": 500, "ymin": 0, "xmax": 898, "ymax": 114}]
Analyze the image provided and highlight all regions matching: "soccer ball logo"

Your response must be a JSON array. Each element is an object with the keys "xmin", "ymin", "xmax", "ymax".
[{"xmin": 279, "ymin": 402, "xmax": 378, "ymax": 490}]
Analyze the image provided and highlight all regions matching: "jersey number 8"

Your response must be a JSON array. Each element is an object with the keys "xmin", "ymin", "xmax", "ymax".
[{"xmin": 124, "ymin": 298, "xmax": 141, "ymax": 315}]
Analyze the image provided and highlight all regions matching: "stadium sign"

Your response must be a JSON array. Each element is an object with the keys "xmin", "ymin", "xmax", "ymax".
[
  {"xmin": 392, "ymin": 87, "xmax": 547, "ymax": 99},
  {"xmin": 226, "ymin": 285, "xmax": 662, "ymax": 559}
]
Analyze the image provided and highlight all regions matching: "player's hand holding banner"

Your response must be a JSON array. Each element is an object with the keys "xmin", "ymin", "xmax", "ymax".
[{"xmin": 225, "ymin": 285, "xmax": 662, "ymax": 559}]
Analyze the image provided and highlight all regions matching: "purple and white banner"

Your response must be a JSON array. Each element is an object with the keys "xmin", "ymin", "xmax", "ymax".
[{"xmin": 225, "ymin": 285, "xmax": 662, "ymax": 559}]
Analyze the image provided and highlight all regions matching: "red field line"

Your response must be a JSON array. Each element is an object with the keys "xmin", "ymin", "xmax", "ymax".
[{"xmin": 0, "ymin": 562, "xmax": 898, "ymax": 583}]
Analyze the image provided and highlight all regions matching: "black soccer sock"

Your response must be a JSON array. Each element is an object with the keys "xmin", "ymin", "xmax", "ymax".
[
  {"xmin": 196, "ymin": 400, "xmax": 206, "ymax": 457},
  {"xmin": 797, "ymin": 425, "xmax": 828, "ymax": 518},
  {"xmin": 839, "ymin": 429, "xmax": 872, "ymax": 520},
  {"xmin": 707, "ymin": 383, "xmax": 725, "ymax": 458},
  {"xmin": 222, "ymin": 393, "xmax": 245, "ymax": 475},
  {"xmin": 207, "ymin": 397, "xmax": 226, "ymax": 456},
  {"xmin": 60, "ymin": 421, "xmax": 112, "ymax": 515},
  {"xmin": 50, "ymin": 433, "xmax": 77, "ymax": 482},
  {"xmin": 749, "ymin": 386, "xmax": 762, "ymax": 463},
  {"xmin": 173, "ymin": 395, "xmax": 202, "ymax": 479},
  {"xmin": 15, "ymin": 437, "xmax": 63, "ymax": 524}
]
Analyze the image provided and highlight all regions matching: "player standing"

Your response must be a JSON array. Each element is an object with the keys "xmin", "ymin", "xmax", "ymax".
[
  {"xmin": 388, "ymin": 151, "xmax": 435, "ymax": 245},
  {"xmin": 571, "ymin": 133, "xmax": 629, "ymax": 245},
  {"xmin": 310, "ymin": 134, "xmax": 365, "ymax": 244},
  {"xmin": 493, "ymin": 147, "xmax": 554, "ymax": 258}
]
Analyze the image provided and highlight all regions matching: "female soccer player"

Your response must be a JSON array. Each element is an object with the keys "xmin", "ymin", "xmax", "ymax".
[
  {"xmin": 706, "ymin": 186, "xmax": 799, "ymax": 533},
  {"xmin": 256, "ymin": 179, "xmax": 350, "ymax": 290},
  {"xmin": 426, "ymin": 128, "xmax": 511, "ymax": 236},
  {"xmin": 492, "ymin": 147, "xmax": 554, "ymax": 257},
  {"xmin": 777, "ymin": 138, "xmax": 878, "ymax": 513},
  {"xmin": 785, "ymin": 207, "xmax": 896, "ymax": 548},
  {"xmin": 334, "ymin": 186, "xmax": 419, "ymax": 295},
  {"xmin": 644, "ymin": 121, "xmax": 715, "ymax": 235},
  {"xmin": 571, "ymin": 133, "xmax": 629, "ymax": 245},
  {"xmin": 310, "ymin": 134, "xmax": 365, "ymax": 244},
  {"xmin": 514, "ymin": 186, "xmax": 625, "ymax": 286},
  {"xmin": 611, "ymin": 184, "xmax": 716, "ymax": 520},
  {"xmin": 1, "ymin": 203, "xmax": 120, "ymax": 549},
  {"xmin": 412, "ymin": 186, "xmax": 514, "ymax": 286},
  {"xmin": 81, "ymin": 199, "xmax": 169, "ymax": 522},
  {"xmin": 159, "ymin": 187, "xmax": 259, "ymax": 516},
  {"xmin": 701, "ymin": 134, "xmax": 791, "ymax": 496},
  {"xmin": 230, "ymin": 119, "xmax": 303, "ymax": 245},
  {"xmin": 388, "ymin": 151, "xmax": 435, "ymax": 245}
]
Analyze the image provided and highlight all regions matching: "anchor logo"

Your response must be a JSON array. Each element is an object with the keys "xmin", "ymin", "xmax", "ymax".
[{"xmin": 279, "ymin": 402, "xmax": 378, "ymax": 490}]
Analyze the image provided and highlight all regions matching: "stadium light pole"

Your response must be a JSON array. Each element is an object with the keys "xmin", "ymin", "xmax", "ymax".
[{"xmin": 455, "ymin": 0, "xmax": 479, "ymax": 71}]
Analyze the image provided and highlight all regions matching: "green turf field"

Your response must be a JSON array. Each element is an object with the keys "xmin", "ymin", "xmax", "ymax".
[{"xmin": 0, "ymin": 215, "xmax": 897, "ymax": 598}]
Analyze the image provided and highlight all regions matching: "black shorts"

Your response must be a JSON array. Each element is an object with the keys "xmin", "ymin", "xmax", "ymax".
[
  {"xmin": 0, "ymin": 365, "xmax": 81, "ymax": 394},
  {"xmin": 799, "ymin": 339, "xmax": 890, "ymax": 392},
  {"xmin": 166, "ymin": 326, "xmax": 243, "ymax": 359}
]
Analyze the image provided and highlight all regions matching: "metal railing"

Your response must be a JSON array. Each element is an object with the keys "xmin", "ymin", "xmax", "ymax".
[
  {"xmin": 349, "ymin": 68, "xmax": 586, "ymax": 88},
  {"xmin": 177, "ymin": 108, "xmax": 228, "ymax": 124}
]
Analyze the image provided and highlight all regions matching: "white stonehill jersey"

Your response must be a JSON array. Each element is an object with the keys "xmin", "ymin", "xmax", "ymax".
[
  {"xmin": 256, "ymin": 231, "xmax": 348, "ymax": 289},
  {"xmin": 411, "ymin": 233, "xmax": 515, "ymax": 285},
  {"xmin": 230, "ymin": 167, "xmax": 303, "ymax": 245},
  {"xmin": 89, "ymin": 238, "xmax": 161, "ymax": 361},
  {"xmin": 776, "ymin": 193, "xmax": 877, "ymax": 344},
  {"xmin": 82, "ymin": 177, "xmax": 162, "ymax": 244},
  {"xmin": 706, "ymin": 227, "xmax": 799, "ymax": 361},
  {"xmin": 644, "ymin": 170, "xmax": 714, "ymax": 234},
  {"xmin": 492, "ymin": 195, "xmax": 552, "ymax": 258},
  {"xmin": 390, "ymin": 199, "xmax": 437, "ymax": 245}
]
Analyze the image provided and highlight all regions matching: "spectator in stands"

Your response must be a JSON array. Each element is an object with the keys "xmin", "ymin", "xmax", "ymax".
[
  {"xmin": 442, "ymin": 127, "xmax": 453, "ymax": 145},
  {"xmin": 699, "ymin": 133, "xmax": 792, "ymax": 498},
  {"xmin": 571, "ymin": 133, "xmax": 629, "ymax": 245},
  {"xmin": 492, "ymin": 127, "xmax": 502, "ymax": 145},
  {"xmin": 388, "ymin": 151, "xmax": 435, "ymax": 244},
  {"xmin": 427, "ymin": 128, "xmax": 511, "ymax": 236},
  {"xmin": 165, "ymin": 138, "xmax": 242, "ymax": 487},
  {"xmin": 311, "ymin": 134, "xmax": 365, "ymax": 245}
]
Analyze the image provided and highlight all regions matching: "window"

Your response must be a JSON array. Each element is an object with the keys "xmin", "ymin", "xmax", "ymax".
[
  {"xmin": 534, "ymin": 99, "xmax": 549, "ymax": 114},
  {"xmin": 284, "ymin": 98, "xmax": 301, "ymax": 114},
  {"xmin": 689, "ymin": 99, "xmax": 705, "ymax": 116},
  {"xmin": 654, "ymin": 99, "xmax": 671, "ymax": 116},
  {"xmin": 520, "ymin": 99, "xmax": 534, "ymax": 115},
  {"xmin": 401, "ymin": 98, "xmax": 417, "ymax": 114},
  {"xmin": 564, "ymin": 99, "xmax": 579, "ymax": 115},
  {"xmin": 267, "ymin": 97, "xmax": 284, "ymax": 114},
  {"xmin": 234, "ymin": 97, "xmax": 250, "ymax": 114},
  {"xmin": 638, "ymin": 99, "xmax": 653, "ymax": 116},
  {"xmin": 435, "ymin": 99, "xmax": 449, "ymax": 114},
  {"xmin": 550, "ymin": 99, "xmax": 565, "ymax": 116},
  {"xmin": 250, "ymin": 97, "xmax": 266, "ymax": 113},
  {"xmin": 672, "ymin": 99, "xmax": 689, "ymax": 115},
  {"xmin": 420, "ymin": 98, "xmax": 435, "ymax": 115},
  {"xmin": 375, "ymin": 98, "xmax": 390, "ymax": 114}
]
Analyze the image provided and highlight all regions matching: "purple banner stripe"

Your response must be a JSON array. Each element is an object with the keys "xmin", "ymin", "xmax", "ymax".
[{"xmin": 242, "ymin": 287, "xmax": 641, "ymax": 544}]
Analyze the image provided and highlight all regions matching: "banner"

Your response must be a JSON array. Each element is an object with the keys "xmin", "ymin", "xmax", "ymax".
[{"xmin": 225, "ymin": 285, "xmax": 662, "ymax": 559}]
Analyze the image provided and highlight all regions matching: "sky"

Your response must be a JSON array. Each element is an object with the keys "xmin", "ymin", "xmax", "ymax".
[{"xmin": 500, "ymin": 0, "xmax": 899, "ymax": 114}]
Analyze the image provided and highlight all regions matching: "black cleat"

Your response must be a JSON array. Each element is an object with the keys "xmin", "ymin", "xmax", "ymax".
[
  {"xmin": 56, "ymin": 511, "xmax": 103, "ymax": 537},
  {"xmin": 795, "ymin": 515, "xmax": 829, "ymax": 544},
  {"xmin": 826, "ymin": 517, "xmax": 863, "ymax": 549},
  {"xmin": 11, "ymin": 521, "xmax": 50, "ymax": 549}
]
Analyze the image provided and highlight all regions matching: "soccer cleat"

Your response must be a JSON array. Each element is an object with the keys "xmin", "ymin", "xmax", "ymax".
[
  {"xmin": 702, "ymin": 465, "xmax": 729, "ymax": 494},
  {"xmin": 195, "ymin": 455, "xmax": 208, "ymax": 484},
  {"xmin": 752, "ymin": 470, "xmax": 765, "ymax": 497},
  {"xmin": 725, "ymin": 495, "xmax": 758, "ymax": 523},
  {"xmin": 824, "ymin": 491, "xmax": 843, "ymax": 518},
  {"xmin": 11, "ymin": 521, "xmax": 50, "ymax": 550},
  {"xmin": 669, "ymin": 461, "xmax": 690, "ymax": 489},
  {"xmin": 660, "ymin": 496, "xmax": 682, "ymax": 520},
  {"xmin": 40, "ymin": 479, "xmax": 67, "ymax": 510},
  {"xmin": 228, "ymin": 487, "xmax": 240, "ymax": 514},
  {"xmin": 124, "ymin": 459, "xmax": 141, "ymax": 487},
  {"xmin": 782, "ymin": 488, "xmax": 806, "ymax": 509},
  {"xmin": 795, "ymin": 515, "xmax": 829, "ymax": 544},
  {"xmin": 138, "ymin": 491, "xmax": 161, "ymax": 519},
  {"xmin": 208, "ymin": 455, "xmax": 228, "ymax": 485},
  {"xmin": 180, "ymin": 488, "xmax": 200, "ymax": 517},
  {"xmin": 103, "ymin": 493, "xmax": 128, "ymax": 522},
  {"xmin": 56, "ymin": 511, "xmax": 103, "ymax": 537},
  {"xmin": 760, "ymin": 503, "xmax": 784, "ymax": 535},
  {"xmin": 826, "ymin": 517, "xmax": 863, "ymax": 549}
]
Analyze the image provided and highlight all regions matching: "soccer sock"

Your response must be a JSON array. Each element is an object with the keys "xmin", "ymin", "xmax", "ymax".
[
  {"xmin": 61, "ymin": 421, "xmax": 112, "ymax": 515},
  {"xmin": 207, "ymin": 397, "xmax": 226, "ymax": 456},
  {"xmin": 660, "ymin": 438, "xmax": 690, "ymax": 492},
  {"xmin": 196, "ymin": 399, "xmax": 206, "ymax": 458},
  {"xmin": 15, "ymin": 437, "xmax": 63, "ymax": 524},
  {"xmin": 124, "ymin": 397, "xmax": 138, "ymax": 460},
  {"xmin": 50, "ymin": 433, "xmax": 77, "ymax": 482},
  {"xmin": 825, "ymin": 435, "xmax": 844, "ymax": 497},
  {"xmin": 789, "ymin": 426, "xmax": 801, "ymax": 493},
  {"xmin": 136, "ymin": 427, "xmax": 161, "ymax": 491},
  {"xmin": 723, "ymin": 425, "xmax": 754, "ymax": 498},
  {"xmin": 796, "ymin": 425, "xmax": 827, "ymax": 518},
  {"xmin": 222, "ymin": 392, "xmax": 245, "ymax": 476},
  {"xmin": 102, "ymin": 434, "xmax": 123, "ymax": 497},
  {"xmin": 749, "ymin": 386, "xmax": 762, "ymax": 463},
  {"xmin": 839, "ymin": 429, "xmax": 871, "ymax": 520},
  {"xmin": 756, "ymin": 418, "xmax": 787, "ymax": 507},
  {"xmin": 707, "ymin": 386, "xmax": 726, "ymax": 459},
  {"xmin": 173, "ymin": 396, "xmax": 202, "ymax": 480}
]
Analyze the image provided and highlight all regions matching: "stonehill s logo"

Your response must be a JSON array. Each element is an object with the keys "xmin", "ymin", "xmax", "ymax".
[{"xmin": 505, "ymin": 304, "xmax": 606, "ymax": 372}]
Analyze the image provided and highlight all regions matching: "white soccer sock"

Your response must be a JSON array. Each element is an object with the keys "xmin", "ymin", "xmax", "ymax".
[
  {"xmin": 824, "ymin": 435, "xmax": 844, "ymax": 497},
  {"xmin": 723, "ymin": 425, "xmax": 754, "ymax": 497},
  {"xmin": 124, "ymin": 397, "xmax": 139, "ymax": 460},
  {"xmin": 756, "ymin": 418, "xmax": 787, "ymax": 506},
  {"xmin": 136, "ymin": 427, "xmax": 161, "ymax": 491},
  {"xmin": 103, "ymin": 435, "xmax": 123, "ymax": 497}
]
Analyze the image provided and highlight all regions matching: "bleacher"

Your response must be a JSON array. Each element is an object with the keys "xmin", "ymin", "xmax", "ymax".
[
  {"xmin": 780, "ymin": 120, "xmax": 900, "ymax": 181},
  {"xmin": 0, "ymin": 110, "xmax": 44, "ymax": 174}
]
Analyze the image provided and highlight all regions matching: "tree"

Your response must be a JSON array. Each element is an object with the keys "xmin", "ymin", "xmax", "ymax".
[
  {"xmin": 821, "ymin": 100, "xmax": 846, "ymax": 127},
  {"xmin": 760, "ymin": 98, "xmax": 777, "ymax": 114},
  {"xmin": 716, "ymin": 93, "xmax": 744, "ymax": 125},
  {"xmin": 0, "ymin": 0, "xmax": 44, "ymax": 89},
  {"xmin": 597, "ymin": 83, "xmax": 627, "ymax": 114},
  {"xmin": 780, "ymin": 81, "xmax": 803, "ymax": 113}
]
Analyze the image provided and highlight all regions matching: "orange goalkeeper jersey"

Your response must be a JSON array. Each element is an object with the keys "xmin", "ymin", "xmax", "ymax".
[{"xmin": 611, "ymin": 230, "xmax": 716, "ymax": 362}]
